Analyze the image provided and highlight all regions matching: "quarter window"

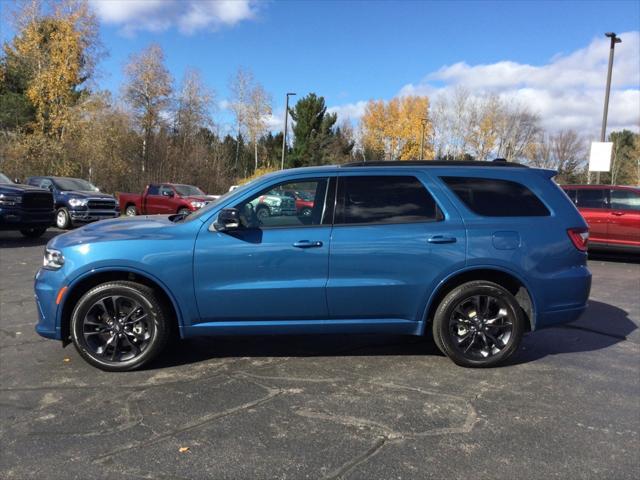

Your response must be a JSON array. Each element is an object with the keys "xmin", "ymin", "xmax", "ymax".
[
  {"xmin": 441, "ymin": 177, "xmax": 550, "ymax": 217},
  {"xmin": 611, "ymin": 189, "xmax": 640, "ymax": 211},
  {"xmin": 576, "ymin": 189, "xmax": 608, "ymax": 209},
  {"xmin": 234, "ymin": 178, "xmax": 329, "ymax": 229},
  {"xmin": 335, "ymin": 175, "xmax": 442, "ymax": 225}
]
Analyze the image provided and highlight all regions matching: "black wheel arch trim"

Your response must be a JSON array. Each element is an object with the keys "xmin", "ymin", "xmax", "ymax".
[
  {"xmin": 420, "ymin": 265, "xmax": 537, "ymax": 335},
  {"xmin": 58, "ymin": 266, "xmax": 185, "ymax": 346}
]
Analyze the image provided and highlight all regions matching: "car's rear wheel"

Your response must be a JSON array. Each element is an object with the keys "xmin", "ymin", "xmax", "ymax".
[
  {"xmin": 432, "ymin": 281, "xmax": 524, "ymax": 368},
  {"xmin": 20, "ymin": 227, "xmax": 47, "ymax": 238},
  {"xmin": 178, "ymin": 208, "xmax": 190, "ymax": 216},
  {"xmin": 56, "ymin": 208, "xmax": 70, "ymax": 229},
  {"xmin": 124, "ymin": 205, "xmax": 137, "ymax": 216},
  {"xmin": 300, "ymin": 207, "xmax": 312, "ymax": 217},
  {"xmin": 256, "ymin": 206, "xmax": 270, "ymax": 221},
  {"xmin": 70, "ymin": 281, "xmax": 170, "ymax": 371}
]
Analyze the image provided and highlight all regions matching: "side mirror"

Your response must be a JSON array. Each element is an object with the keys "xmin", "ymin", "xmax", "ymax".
[
  {"xmin": 14, "ymin": 178, "xmax": 21, "ymax": 184},
  {"xmin": 212, "ymin": 208, "xmax": 241, "ymax": 232},
  {"xmin": 163, "ymin": 190, "xmax": 174, "ymax": 198}
]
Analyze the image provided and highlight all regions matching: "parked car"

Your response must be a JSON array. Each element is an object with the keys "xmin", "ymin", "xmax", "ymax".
[
  {"xmin": 249, "ymin": 187, "xmax": 298, "ymax": 221},
  {"xmin": 118, "ymin": 183, "xmax": 214, "ymax": 217},
  {"xmin": 0, "ymin": 173, "xmax": 54, "ymax": 237},
  {"xmin": 35, "ymin": 161, "xmax": 591, "ymax": 371},
  {"xmin": 26, "ymin": 176, "xmax": 119, "ymax": 229},
  {"xmin": 284, "ymin": 189, "xmax": 315, "ymax": 217},
  {"xmin": 562, "ymin": 184, "xmax": 639, "ymax": 253}
]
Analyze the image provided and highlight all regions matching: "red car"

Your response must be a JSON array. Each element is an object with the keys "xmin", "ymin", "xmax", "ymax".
[
  {"xmin": 283, "ymin": 190, "xmax": 315, "ymax": 217},
  {"xmin": 562, "ymin": 185, "xmax": 640, "ymax": 252},
  {"xmin": 118, "ymin": 183, "xmax": 215, "ymax": 216}
]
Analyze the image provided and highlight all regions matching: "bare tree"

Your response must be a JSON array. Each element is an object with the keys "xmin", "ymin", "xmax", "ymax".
[
  {"xmin": 123, "ymin": 43, "xmax": 173, "ymax": 173},
  {"xmin": 228, "ymin": 67, "xmax": 253, "ymax": 170},
  {"xmin": 496, "ymin": 103, "xmax": 542, "ymax": 162},
  {"xmin": 245, "ymin": 84, "xmax": 272, "ymax": 170}
]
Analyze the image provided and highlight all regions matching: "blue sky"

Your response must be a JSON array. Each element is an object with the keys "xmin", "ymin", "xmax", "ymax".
[{"xmin": 2, "ymin": 0, "xmax": 639, "ymax": 134}]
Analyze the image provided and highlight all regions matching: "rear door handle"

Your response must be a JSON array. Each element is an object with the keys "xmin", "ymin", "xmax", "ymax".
[
  {"xmin": 428, "ymin": 235, "xmax": 457, "ymax": 244},
  {"xmin": 293, "ymin": 240, "xmax": 323, "ymax": 248},
  {"xmin": 611, "ymin": 211, "xmax": 625, "ymax": 216}
]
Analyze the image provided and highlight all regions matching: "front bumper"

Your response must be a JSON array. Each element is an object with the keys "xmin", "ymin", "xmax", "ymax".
[
  {"xmin": 0, "ymin": 207, "xmax": 55, "ymax": 230},
  {"xmin": 69, "ymin": 208, "xmax": 120, "ymax": 224},
  {"xmin": 34, "ymin": 268, "xmax": 64, "ymax": 340}
]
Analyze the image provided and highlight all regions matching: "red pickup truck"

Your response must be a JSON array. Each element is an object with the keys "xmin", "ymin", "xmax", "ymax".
[{"xmin": 118, "ymin": 183, "xmax": 215, "ymax": 216}]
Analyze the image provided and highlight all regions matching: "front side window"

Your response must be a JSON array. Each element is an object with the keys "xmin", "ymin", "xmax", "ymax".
[
  {"xmin": 576, "ymin": 189, "xmax": 608, "ymax": 209},
  {"xmin": 234, "ymin": 178, "xmax": 329, "ymax": 229},
  {"xmin": 441, "ymin": 176, "xmax": 550, "ymax": 217},
  {"xmin": 335, "ymin": 175, "xmax": 442, "ymax": 225},
  {"xmin": 160, "ymin": 185, "xmax": 174, "ymax": 197},
  {"xmin": 611, "ymin": 189, "xmax": 640, "ymax": 211}
]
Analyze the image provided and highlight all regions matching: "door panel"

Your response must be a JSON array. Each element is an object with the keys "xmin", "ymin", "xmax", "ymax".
[
  {"xmin": 326, "ymin": 173, "xmax": 466, "ymax": 321},
  {"xmin": 194, "ymin": 227, "xmax": 331, "ymax": 321},
  {"xmin": 193, "ymin": 176, "xmax": 333, "ymax": 322},
  {"xmin": 609, "ymin": 189, "xmax": 640, "ymax": 246}
]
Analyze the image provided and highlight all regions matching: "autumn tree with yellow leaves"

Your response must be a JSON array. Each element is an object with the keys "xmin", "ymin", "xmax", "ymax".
[{"xmin": 360, "ymin": 96, "xmax": 434, "ymax": 161}]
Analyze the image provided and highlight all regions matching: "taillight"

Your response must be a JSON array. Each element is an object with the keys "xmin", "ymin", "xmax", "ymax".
[{"xmin": 567, "ymin": 228, "xmax": 589, "ymax": 252}]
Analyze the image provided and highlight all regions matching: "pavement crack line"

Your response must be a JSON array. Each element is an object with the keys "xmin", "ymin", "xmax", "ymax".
[
  {"xmin": 92, "ymin": 380, "xmax": 283, "ymax": 463},
  {"xmin": 323, "ymin": 436, "xmax": 387, "ymax": 480}
]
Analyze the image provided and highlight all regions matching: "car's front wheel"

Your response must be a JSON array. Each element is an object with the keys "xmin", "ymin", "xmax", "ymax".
[
  {"xmin": 124, "ymin": 205, "xmax": 137, "ymax": 216},
  {"xmin": 56, "ymin": 208, "xmax": 71, "ymax": 229},
  {"xmin": 70, "ymin": 281, "xmax": 170, "ymax": 371},
  {"xmin": 432, "ymin": 281, "xmax": 524, "ymax": 368}
]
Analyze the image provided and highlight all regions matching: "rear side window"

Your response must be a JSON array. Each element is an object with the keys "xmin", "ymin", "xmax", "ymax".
[
  {"xmin": 441, "ymin": 177, "xmax": 550, "ymax": 217},
  {"xmin": 611, "ymin": 189, "xmax": 640, "ymax": 211},
  {"xmin": 564, "ymin": 188, "xmax": 577, "ymax": 203},
  {"xmin": 335, "ymin": 175, "xmax": 442, "ymax": 225},
  {"xmin": 576, "ymin": 189, "xmax": 608, "ymax": 209},
  {"xmin": 147, "ymin": 185, "xmax": 160, "ymax": 195}
]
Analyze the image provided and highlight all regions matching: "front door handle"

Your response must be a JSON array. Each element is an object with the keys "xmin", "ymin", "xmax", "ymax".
[
  {"xmin": 293, "ymin": 240, "xmax": 323, "ymax": 248},
  {"xmin": 428, "ymin": 235, "xmax": 457, "ymax": 244}
]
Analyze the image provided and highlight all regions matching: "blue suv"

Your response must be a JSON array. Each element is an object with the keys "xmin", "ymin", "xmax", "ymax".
[{"xmin": 34, "ymin": 161, "xmax": 591, "ymax": 371}]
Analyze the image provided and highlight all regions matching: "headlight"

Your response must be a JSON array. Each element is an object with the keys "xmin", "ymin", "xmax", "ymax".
[
  {"xmin": 0, "ymin": 193, "xmax": 22, "ymax": 206},
  {"xmin": 190, "ymin": 201, "xmax": 205, "ymax": 209},
  {"xmin": 68, "ymin": 198, "xmax": 88, "ymax": 207},
  {"xmin": 43, "ymin": 248, "xmax": 65, "ymax": 270}
]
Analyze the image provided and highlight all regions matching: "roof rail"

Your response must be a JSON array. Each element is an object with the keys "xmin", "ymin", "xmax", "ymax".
[{"xmin": 340, "ymin": 160, "xmax": 528, "ymax": 168}]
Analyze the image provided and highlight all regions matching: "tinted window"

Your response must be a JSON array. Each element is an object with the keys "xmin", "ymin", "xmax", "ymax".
[
  {"xmin": 611, "ymin": 189, "xmax": 640, "ymax": 211},
  {"xmin": 576, "ymin": 189, "xmax": 607, "ymax": 209},
  {"xmin": 335, "ymin": 176, "xmax": 441, "ymax": 225},
  {"xmin": 147, "ymin": 185, "xmax": 160, "ymax": 195},
  {"xmin": 160, "ymin": 185, "xmax": 174, "ymax": 196},
  {"xmin": 234, "ymin": 178, "xmax": 329, "ymax": 229},
  {"xmin": 441, "ymin": 177, "xmax": 550, "ymax": 217}
]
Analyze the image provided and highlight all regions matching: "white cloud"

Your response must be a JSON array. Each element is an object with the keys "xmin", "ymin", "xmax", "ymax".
[
  {"xmin": 327, "ymin": 101, "xmax": 368, "ymax": 124},
  {"xmin": 395, "ymin": 31, "xmax": 639, "ymax": 135},
  {"xmin": 90, "ymin": 0, "xmax": 259, "ymax": 35}
]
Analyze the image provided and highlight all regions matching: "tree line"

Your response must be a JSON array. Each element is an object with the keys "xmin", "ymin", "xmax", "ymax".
[{"xmin": 1, "ymin": 1, "xmax": 638, "ymax": 194}]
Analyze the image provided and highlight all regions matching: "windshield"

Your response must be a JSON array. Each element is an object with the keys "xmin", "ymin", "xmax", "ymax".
[
  {"xmin": 174, "ymin": 184, "xmax": 205, "ymax": 196},
  {"xmin": 54, "ymin": 178, "xmax": 99, "ymax": 192},
  {"xmin": 0, "ymin": 173, "xmax": 13, "ymax": 184}
]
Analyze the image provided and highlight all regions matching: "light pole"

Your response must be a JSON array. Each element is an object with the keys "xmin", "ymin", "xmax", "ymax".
[
  {"xmin": 419, "ymin": 118, "xmax": 427, "ymax": 160},
  {"xmin": 597, "ymin": 32, "xmax": 621, "ymax": 184},
  {"xmin": 281, "ymin": 92, "xmax": 296, "ymax": 170}
]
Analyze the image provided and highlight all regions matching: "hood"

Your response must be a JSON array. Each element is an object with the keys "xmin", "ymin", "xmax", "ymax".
[
  {"xmin": 0, "ymin": 183, "xmax": 50, "ymax": 194},
  {"xmin": 59, "ymin": 190, "xmax": 115, "ymax": 200},
  {"xmin": 49, "ymin": 215, "xmax": 180, "ymax": 249}
]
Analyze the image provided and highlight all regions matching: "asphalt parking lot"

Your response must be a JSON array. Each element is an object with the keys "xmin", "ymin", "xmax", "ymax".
[{"xmin": 1, "ymin": 230, "xmax": 638, "ymax": 480}]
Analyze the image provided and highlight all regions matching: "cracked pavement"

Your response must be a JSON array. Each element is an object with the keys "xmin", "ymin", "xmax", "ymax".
[{"xmin": 1, "ymin": 230, "xmax": 639, "ymax": 479}]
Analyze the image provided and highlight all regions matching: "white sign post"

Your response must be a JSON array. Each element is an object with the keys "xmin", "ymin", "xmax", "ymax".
[{"xmin": 588, "ymin": 142, "xmax": 613, "ymax": 172}]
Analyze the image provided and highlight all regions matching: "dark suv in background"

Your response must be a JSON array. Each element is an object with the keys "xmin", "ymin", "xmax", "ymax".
[
  {"xmin": 562, "ymin": 185, "xmax": 640, "ymax": 252},
  {"xmin": 0, "ymin": 173, "xmax": 54, "ymax": 237},
  {"xmin": 26, "ymin": 176, "xmax": 119, "ymax": 229}
]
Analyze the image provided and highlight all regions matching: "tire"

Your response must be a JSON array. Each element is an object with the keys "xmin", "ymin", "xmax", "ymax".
[
  {"xmin": 124, "ymin": 205, "xmax": 137, "ymax": 216},
  {"xmin": 256, "ymin": 206, "xmax": 270, "ymax": 221},
  {"xmin": 178, "ymin": 208, "xmax": 190, "ymax": 216},
  {"xmin": 300, "ymin": 207, "xmax": 312, "ymax": 217},
  {"xmin": 432, "ymin": 281, "xmax": 524, "ymax": 368},
  {"xmin": 55, "ymin": 208, "xmax": 71, "ymax": 229},
  {"xmin": 20, "ymin": 227, "xmax": 47, "ymax": 238},
  {"xmin": 70, "ymin": 281, "xmax": 171, "ymax": 372}
]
